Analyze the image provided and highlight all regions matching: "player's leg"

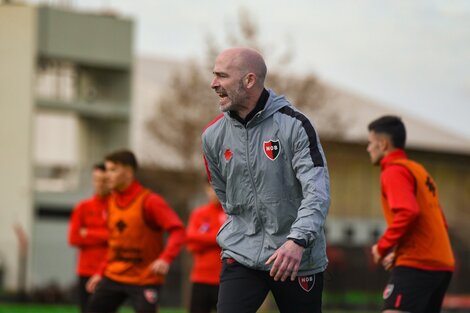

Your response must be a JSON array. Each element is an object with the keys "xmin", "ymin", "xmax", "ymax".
[
  {"xmin": 423, "ymin": 271, "xmax": 452, "ymax": 313},
  {"xmin": 382, "ymin": 266, "xmax": 446, "ymax": 313},
  {"xmin": 217, "ymin": 258, "xmax": 270, "ymax": 313},
  {"xmin": 128, "ymin": 284, "xmax": 161, "ymax": 313},
  {"xmin": 78, "ymin": 275, "xmax": 91, "ymax": 313},
  {"xmin": 208, "ymin": 284, "xmax": 219, "ymax": 312},
  {"xmin": 189, "ymin": 283, "xmax": 212, "ymax": 313},
  {"xmin": 189, "ymin": 283, "xmax": 219, "ymax": 313},
  {"xmin": 87, "ymin": 277, "xmax": 127, "ymax": 313},
  {"xmin": 269, "ymin": 271, "xmax": 324, "ymax": 313}
]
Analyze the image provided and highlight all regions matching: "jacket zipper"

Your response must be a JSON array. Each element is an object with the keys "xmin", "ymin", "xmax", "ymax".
[{"xmin": 244, "ymin": 125, "xmax": 266, "ymax": 266}]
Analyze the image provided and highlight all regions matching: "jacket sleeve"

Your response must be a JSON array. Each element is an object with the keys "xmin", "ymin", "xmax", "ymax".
[
  {"xmin": 202, "ymin": 134, "xmax": 227, "ymax": 206},
  {"xmin": 186, "ymin": 208, "xmax": 220, "ymax": 253},
  {"xmin": 286, "ymin": 120, "xmax": 330, "ymax": 247},
  {"xmin": 68, "ymin": 202, "xmax": 108, "ymax": 247},
  {"xmin": 68, "ymin": 203, "xmax": 85, "ymax": 247},
  {"xmin": 85, "ymin": 228, "xmax": 108, "ymax": 242},
  {"xmin": 377, "ymin": 166, "xmax": 420, "ymax": 256},
  {"xmin": 143, "ymin": 194, "xmax": 186, "ymax": 264}
]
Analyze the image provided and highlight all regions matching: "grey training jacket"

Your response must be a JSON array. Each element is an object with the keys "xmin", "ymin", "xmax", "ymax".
[{"xmin": 202, "ymin": 89, "xmax": 330, "ymax": 275}]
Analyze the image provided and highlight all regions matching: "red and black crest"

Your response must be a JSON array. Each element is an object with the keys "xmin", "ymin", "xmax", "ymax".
[
  {"xmin": 298, "ymin": 275, "xmax": 315, "ymax": 292},
  {"xmin": 383, "ymin": 284, "xmax": 394, "ymax": 299},
  {"xmin": 263, "ymin": 140, "xmax": 280, "ymax": 161},
  {"xmin": 144, "ymin": 288, "xmax": 158, "ymax": 304}
]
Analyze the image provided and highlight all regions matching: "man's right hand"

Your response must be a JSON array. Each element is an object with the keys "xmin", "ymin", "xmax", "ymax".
[
  {"xmin": 381, "ymin": 251, "xmax": 396, "ymax": 271},
  {"xmin": 86, "ymin": 274, "xmax": 102, "ymax": 293}
]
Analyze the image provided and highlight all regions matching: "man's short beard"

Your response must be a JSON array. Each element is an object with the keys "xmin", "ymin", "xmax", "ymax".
[{"xmin": 219, "ymin": 79, "xmax": 248, "ymax": 113}]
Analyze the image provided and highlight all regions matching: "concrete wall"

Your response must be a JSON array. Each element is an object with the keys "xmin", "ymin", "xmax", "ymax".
[{"xmin": 0, "ymin": 5, "xmax": 36, "ymax": 291}]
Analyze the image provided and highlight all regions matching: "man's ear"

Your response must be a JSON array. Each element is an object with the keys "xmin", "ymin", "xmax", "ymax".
[
  {"xmin": 244, "ymin": 73, "xmax": 257, "ymax": 89},
  {"xmin": 380, "ymin": 135, "xmax": 393, "ymax": 152}
]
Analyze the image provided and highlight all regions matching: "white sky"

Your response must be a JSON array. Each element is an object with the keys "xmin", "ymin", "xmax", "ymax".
[{"xmin": 32, "ymin": 0, "xmax": 470, "ymax": 138}]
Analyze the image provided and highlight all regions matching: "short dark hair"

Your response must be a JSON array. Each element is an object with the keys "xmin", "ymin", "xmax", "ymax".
[
  {"xmin": 93, "ymin": 162, "xmax": 106, "ymax": 171},
  {"xmin": 105, "ymin": 149, "xmax": 138, "ymax": 171},
  {"xmin": 368, "ymin": 115, "xmax": 406, "ymax": 149}
]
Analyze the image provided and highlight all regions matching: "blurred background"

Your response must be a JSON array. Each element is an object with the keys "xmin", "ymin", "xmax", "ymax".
[{"xmin": 0, "ymin": 0, "xmax": 469, "ymax": 312}]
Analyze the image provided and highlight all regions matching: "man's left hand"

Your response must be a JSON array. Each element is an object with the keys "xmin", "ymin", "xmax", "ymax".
[
  {"xmin": 149, "ymin": 259, "xmax": 170, "ymax": 275},
  {"xmin": 371, "ymin": 244, "xmax": 382, "ymax": 264},
  {"xmin": 266, "ymin": 240, "xmax": 304, "ymax": 282}
]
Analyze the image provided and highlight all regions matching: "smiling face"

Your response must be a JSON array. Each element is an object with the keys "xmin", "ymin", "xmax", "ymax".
[{"xmin": 210, "ymin": 51, "xmax": 249, "ymax": 113}]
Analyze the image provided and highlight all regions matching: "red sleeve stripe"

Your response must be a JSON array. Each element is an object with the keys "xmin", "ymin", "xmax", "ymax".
[{"xmin": 203, "ymin": 113, "xmax": 224, "ymax": 133}]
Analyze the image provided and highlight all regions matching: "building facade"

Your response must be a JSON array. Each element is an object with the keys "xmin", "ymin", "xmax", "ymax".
[{"xmin": 0, "ymin": 3, "xmax": 133, "ymax": 291}]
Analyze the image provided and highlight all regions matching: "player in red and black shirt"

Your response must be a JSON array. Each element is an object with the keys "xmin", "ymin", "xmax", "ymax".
[
  {"xmin": 86, "ymin": 150, "xmax": 185, "ymax": 313},
  {"xmin": 68, "ymin": 163, "xmax": 109, "ymax": 313},
  {"xmin": 367, "ymin": 115, "xmax": 454, "ymax": 313},
  {"xmin": 187, "ymin": 181, "xmax": 226, "ymax": 313}
]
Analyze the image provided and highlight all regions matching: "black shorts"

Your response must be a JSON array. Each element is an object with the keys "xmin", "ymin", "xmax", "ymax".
[
  {"xmin": 189, "ymin": 283, "xmax": 219, "ymax": 313},
  {"xmin": 87, "ymin": 277, "xmax": 161, "ymax": 313},
  {"xmin": 78, "ymin": 275, "xmax": 92, "ymax": 313},
  {"xmin": 217, "ymin": 258, "xmax": 323, "ymax": 313},
  {"xmin": 382, "ymin": 266, "xmax": 452, "ymax": 313}
]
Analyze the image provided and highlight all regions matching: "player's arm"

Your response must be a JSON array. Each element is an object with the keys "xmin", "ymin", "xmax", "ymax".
[
  {"xmin": 376, "ymin": 166, "xmax": 420, "ymax": 259},
  {"xmin": 202, "ymin": 135, "xmax": 227, "ymax": 206},
  {"xmin": 144, "ymin": 194, "xmax": 186, "ymax": 275},
  {"xmin": 268, "ymin": 120, "xmax": 330, "ymax": 281},
  {"xmin": 68, "ymin": 203, "xmax": 88, "ymax": 247},
  {"xmin": 68, "ymin": 203, "xmax": 108, "ymax": 247},
  {"xmin": 86, "ymin": 258, "xmax": 108, "ymax": 293},
  {"xmin": 186, "ymin": 211, "xmax": 219, "ymax": 252},
  {"xmin": 84, "ymin": 227, "xmax": 108, "ymax": 243}
]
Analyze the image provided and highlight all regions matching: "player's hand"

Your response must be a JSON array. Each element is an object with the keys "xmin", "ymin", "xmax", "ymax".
[
  {"xmin": 149, "ymin": 259, "xmax": 170, "ymax": 275},
  {"xmin": 79, "ymin": 227, "xmax": 87, "ymax": 237},
  {"xmin": 371, "ymin": 244, "xmax": 382, "ymax": 264},
  {"xmin": 381, "ymin": 251, "xmax": 395, "ymax": 271},
  {"xmin": 266, "ymin": 240, "xmax": 304, "ymax": 282},
  {"xmin": 86, "ymin": 274, "xmax": 102, "ymax": 293}
]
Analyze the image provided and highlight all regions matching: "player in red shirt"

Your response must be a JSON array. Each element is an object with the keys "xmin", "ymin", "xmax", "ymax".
[
  {"xmin": 187, "ymin": 181, "xmax": 226, "ymax": 313},
  {"xmin": 367, "ymin": 115, "xmax": 454, "ymax": 313},
  {"xmin": 68, "ymin": 163, "xmax": 109, "ymax": 313},
  {"xmin": 86, "ymin": 150, "xmax": 186, "ymax": 313}
]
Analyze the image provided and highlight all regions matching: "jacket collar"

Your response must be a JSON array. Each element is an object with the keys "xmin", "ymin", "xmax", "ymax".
[{"xmin": 225, "ymin": 89, "xmax": 290, "ymax": 128}]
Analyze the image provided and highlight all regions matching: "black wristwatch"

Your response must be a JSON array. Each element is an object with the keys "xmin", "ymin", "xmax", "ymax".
[{"xmin": 291, "ymin": 238, "xmax": 307, "ymax": 248}]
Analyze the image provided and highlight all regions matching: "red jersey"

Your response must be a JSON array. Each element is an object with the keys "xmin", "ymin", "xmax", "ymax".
[
  {"xmin": 103, "ymin": 181, "xmax": 185, "ymax": 285},
  {"xmin": 378, "ymin": 149, "xmax": 454, "ymax": 271},
  {"xmin": 187, "ymin": 201, "xmax": 226, "ymax": 285},
  {"xmin": 68, "ymin": 195, "xmax": 108, "ymax": 276}
]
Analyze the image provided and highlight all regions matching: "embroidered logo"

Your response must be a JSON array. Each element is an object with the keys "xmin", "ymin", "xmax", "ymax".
[
  {"xmin": 116, "ymin": 220, "xmax": 127, "ymax": 233},
  {"xmin": 383, "ymin": 284, "xmax": 394, "ymax": 299},
  {"xmin": 263, "ymin": 140, "xmax": 280, "ymax": 161},
  {"xmin": 298, "ymin": 275, "xmax": 315, "ymax": 292},
  {"xmin": 224, "ymin": 148, "xmax": 233, "ymax": 161},
  {"xmin": 144, "ymin": 288, "xmax": 158, "ymax": 304}
]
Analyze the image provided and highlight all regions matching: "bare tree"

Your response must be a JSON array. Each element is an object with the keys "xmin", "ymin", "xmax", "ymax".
[{"xmin": 146, "ymin": 8, "xmax": 341, "ymax": 173}]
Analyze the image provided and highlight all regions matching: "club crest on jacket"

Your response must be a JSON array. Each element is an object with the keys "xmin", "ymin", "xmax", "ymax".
[{"xmin": 263, "ymin": 140, "xmax": 280, "ymax": 161}]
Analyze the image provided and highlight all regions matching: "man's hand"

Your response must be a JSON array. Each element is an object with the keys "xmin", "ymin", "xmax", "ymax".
[
  {"xmin": 149, "ymin": 259, "xmax": 170, "ymax": 275},
  {"xmin": 381, "ymin": 251, "xmax": 396, "ymax": 271},
  {"xmin": 79, "ymin": 227, "xmax": 87, "ymax": 237},
  {"xmin": 86, "ymin": 274, "xmax": 102, "ymax": 293},
  {"xmin": 266, "ymin": 240, "xmax": 304, "ymax": 282},
  {"xmin": 371, "ymin": 244, "xmax": 382, "ymax": 264}
]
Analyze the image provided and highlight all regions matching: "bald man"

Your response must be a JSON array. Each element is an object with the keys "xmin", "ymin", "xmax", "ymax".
[{"xmin": 202, "ymin": 47, "xmax": 330, "ymax": 313}]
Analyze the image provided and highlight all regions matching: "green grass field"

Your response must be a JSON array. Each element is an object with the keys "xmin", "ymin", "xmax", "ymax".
[{"xmin": 0, "ymin": 304, "xmax": 375, "ymax": 313}]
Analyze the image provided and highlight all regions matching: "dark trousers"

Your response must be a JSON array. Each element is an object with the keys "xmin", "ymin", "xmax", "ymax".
[{"xmin": 217, "ymin": 259, "xmax": 323, "ymax": 313}]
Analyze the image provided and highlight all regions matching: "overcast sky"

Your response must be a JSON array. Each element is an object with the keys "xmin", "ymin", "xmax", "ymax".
[{"xmin": 32, "ymin": 0, "xmax": 470, "ymax": 138}]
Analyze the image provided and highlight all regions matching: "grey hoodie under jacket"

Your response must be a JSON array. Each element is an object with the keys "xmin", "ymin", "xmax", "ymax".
[{"xmin": 202, "ymin": 89, "xmax": 330, "ymax": 275}]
